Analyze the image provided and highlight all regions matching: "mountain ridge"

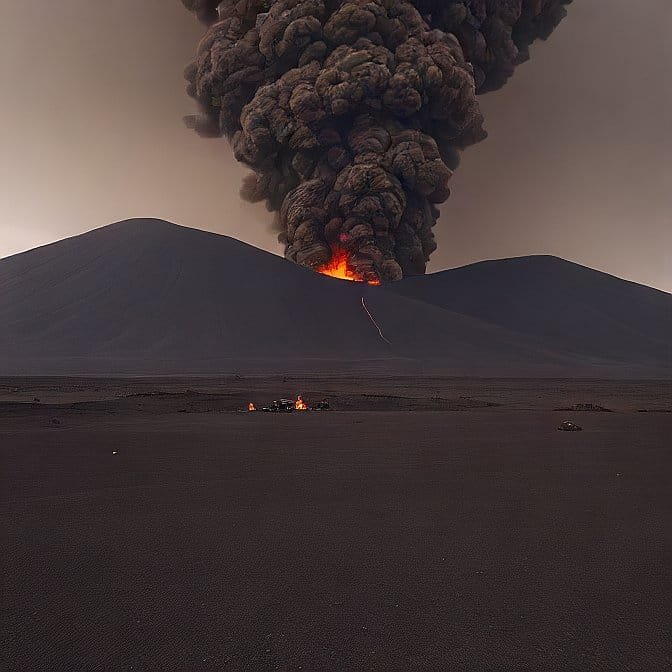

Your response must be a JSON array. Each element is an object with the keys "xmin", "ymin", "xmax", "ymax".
[
  {"xmin": 388, "ymin": 252, "xmax": 672, "ymax": 368},
  {"xmin": 1, "ymin": 219, "xmax": 669, "ymax": 377}
]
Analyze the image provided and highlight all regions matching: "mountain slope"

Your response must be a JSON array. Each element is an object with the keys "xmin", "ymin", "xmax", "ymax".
[
  {"xmin": 0, "ymin": 219, "xmax": 568, "ymax": 375},
  {"xmin": 390, "ymin": 256, "xmax": 672, "ymax": 369},
  {"xmin": 0, "ymin": 220, "xmax": 668, "ymax": 376}
]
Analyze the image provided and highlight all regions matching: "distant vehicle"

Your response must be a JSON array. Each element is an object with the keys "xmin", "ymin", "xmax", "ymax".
[{"xmin": 262, "ymin": 399, "xmax": 296, "ymax": 413}]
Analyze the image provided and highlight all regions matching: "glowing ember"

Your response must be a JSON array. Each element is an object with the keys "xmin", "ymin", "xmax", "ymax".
[
  {"xmin": 295, "ymin": 395, "xmax": 308, "ymax": 411},
  {"xmin": 317, "ymin": 247, "xmax": 381, "ymax": 286},
  {"xmin": 248, "ymin": 402, "xmax": 256, "ymax": 412}
]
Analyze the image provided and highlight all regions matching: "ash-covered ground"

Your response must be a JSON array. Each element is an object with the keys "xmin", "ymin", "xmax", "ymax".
[{"xmin": 1, "ymin": 377, "xmax": 671, "ymax": 671}]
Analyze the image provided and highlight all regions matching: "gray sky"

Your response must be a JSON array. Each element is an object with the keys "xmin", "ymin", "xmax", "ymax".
[{"xmin": 1, "ymin": 0, "xmax": 670, "ymax": 291}]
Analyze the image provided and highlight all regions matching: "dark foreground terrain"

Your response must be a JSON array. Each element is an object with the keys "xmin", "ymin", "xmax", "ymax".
[{"xmin": 1, "ymin": 377, "xmax": 671, "ymax": 671}]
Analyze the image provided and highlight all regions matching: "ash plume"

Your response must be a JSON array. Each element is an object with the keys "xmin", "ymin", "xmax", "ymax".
[{"xmin": 182, "ymin": 0, "xmax": 571, "ymax": 281}]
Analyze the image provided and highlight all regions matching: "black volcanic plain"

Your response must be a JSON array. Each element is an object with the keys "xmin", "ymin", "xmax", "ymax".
[{"xmin": 1, "ymin": 376, "xmax": 671, "ymax": 671}]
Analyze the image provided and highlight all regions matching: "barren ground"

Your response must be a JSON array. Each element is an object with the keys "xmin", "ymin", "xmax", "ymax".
[{"xmin": 1, "ymin": 377, "xmax": 671, "ymax": 671}]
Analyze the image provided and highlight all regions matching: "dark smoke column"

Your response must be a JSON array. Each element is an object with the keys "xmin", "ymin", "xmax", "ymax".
[{"xmin": 182, "ymin": 0, "xmax": 571, "ymax": 281}]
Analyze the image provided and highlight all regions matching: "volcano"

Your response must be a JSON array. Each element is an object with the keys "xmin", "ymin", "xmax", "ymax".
[
  {"xmin": 1, "ymin": 218, "xmax": 669, "ymax": 376},
  {"xmin": 387, "ymin": 255, "xmax": 672, "ymax": 371}
]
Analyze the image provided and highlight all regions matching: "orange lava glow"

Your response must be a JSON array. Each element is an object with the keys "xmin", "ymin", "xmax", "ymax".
[
  {"xmin": 248, "ymin": 402, "xmax": 256, "ymax": 412},
  {"xmin": 317, "ymin": 247, "xmax": 381, "ymax": 285},
  {"xmin": 295, "ymin": 395, "xmax": 308, "ymax": 411}
]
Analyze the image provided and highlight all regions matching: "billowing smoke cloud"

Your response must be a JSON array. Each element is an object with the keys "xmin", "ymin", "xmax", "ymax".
[{"xmin": 182, "ymin": 1, "xmax": 570, "ymax": 281}]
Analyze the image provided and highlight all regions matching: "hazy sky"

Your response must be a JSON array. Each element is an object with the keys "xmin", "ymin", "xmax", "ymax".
[{"xmin": 1, "ymin": 1, "xmax": 670, "ymax": 291}]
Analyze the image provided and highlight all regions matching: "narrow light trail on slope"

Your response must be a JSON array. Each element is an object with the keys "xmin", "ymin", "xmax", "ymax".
[{"xmin": 361, "ymin": 296, "xmax": 392, "ymax": 346}]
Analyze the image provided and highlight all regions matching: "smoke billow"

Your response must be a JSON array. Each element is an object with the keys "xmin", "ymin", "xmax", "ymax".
[{"xmin": 182, "ymin": 0, "xmax": 571, "ymax": 281}]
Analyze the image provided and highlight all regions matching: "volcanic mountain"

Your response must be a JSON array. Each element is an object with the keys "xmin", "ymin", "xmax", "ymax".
[
  {"xmin": 387, "ymin": 256, "xmax": 672, "ymax": 372},
  {"xmin": 1, "ymin": 219, "xmax": 669, "ymax": 376}
]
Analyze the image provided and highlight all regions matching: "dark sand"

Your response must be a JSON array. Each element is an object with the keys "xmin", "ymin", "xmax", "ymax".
[{"xmin": 2, "ymin": 377, "xmax": 671, "ymax": 671}]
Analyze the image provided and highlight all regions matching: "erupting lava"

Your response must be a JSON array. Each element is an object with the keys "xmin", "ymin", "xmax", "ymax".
[
  {"xmin": 317, "ymin": 247, "xmax": 381, "ymax": 286},
  {"xmin": 295, "ymin": 395, "xmax": 308, "ymax": 411}
]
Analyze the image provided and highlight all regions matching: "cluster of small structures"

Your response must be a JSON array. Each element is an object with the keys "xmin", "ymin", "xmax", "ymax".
[
  {"xmin": 247, "ymin": 395, "xmax": 330, "ymax": 413},
  {"xmin": 556, "ymin": 403, "xmax": 612, "ymax": 412}
]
